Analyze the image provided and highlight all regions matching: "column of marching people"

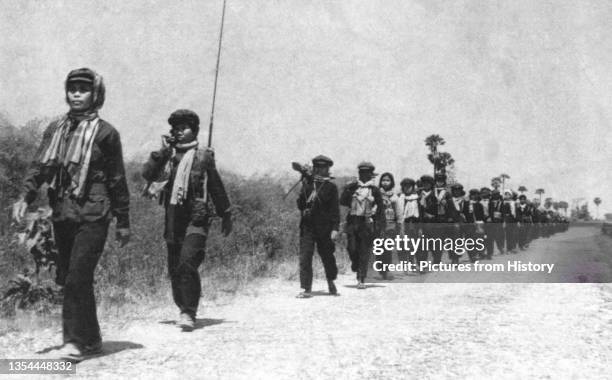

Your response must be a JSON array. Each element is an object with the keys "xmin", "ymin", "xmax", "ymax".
[{"xmin": 296, "ymin": 156, "xmax": 570, "ymax": 295}]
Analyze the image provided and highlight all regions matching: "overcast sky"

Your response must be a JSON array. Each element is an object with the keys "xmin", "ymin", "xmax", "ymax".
[{"xmin": 1, "ymin": 0, "xmax": 610, "ymax": 215}]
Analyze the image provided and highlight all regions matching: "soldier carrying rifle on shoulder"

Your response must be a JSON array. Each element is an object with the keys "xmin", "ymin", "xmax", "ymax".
[{"xmin": 294, "ymin": 155, "xmax": 340, "ymax": 298}]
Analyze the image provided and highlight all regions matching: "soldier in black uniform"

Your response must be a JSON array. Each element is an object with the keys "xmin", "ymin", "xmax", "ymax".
[
  {"xmin": 531, "ymin": 198, "xmax": 543, "ymax": 239},
  {"xmin": 142, "ymin": 109, "xmax": 232, "ymax": 330},
  {"xmin": 431, "ymin": 174, "xmax": 448, "ymax": 265},
  {"xmin": 502, "ymin": 190, "xmax": 518, "ymax": 253},
  {"xmin": 14, "ymin": 68, "xmax": 130, "ymax": 361},
  {"xmin": 462, "ymin": 189, "xmax": 486, "ymax": 262},
  {"xmin": 488, "ymin": 189, "xmax": 506, "ymax": 254},
  {"xmin": 418, "ymin": 175, "xmax": 439, "ymax": 266},
  {"xmin": 516, "ymin": 194, "xmax": 533, "ymax": 249},
  {"xmin": 446, "ymin": 184, "xmax": 466, "ymax": 264},
  {"xmin": 340, "ymin": 162, "xmax": 384, "ymax": 289},
  {"xmin": 295, "ymin": 155, "xmax": 340, "ymax": 298},
  {"xmin": 479, "ymin": 187, "xmax": 494, "ymax": 259}
]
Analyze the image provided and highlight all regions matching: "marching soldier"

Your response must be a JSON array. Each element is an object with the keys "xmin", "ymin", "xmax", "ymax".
[
  {"xmin": 340, "ymin": 162, "xmax": 384, "ymax": 289},
  {"xmin": 446, "ymin": 183, "xmax": 466, "ymax": 264},
  {"xmin": 142, "ymin": 109, "xmax": 232, "ymax": 330},
  {"xmin": 479, "ymin": 187, "xmax": 494, "ymax": 259},
  {"xmin": 516, "ymin": 194, "xmax": 533, "ymax": 249},
  {"xmin": 295, "ymin": 155, "xmax": 340, "ymax": 298},
  {"xmin": 434, "ymin": 173, "xmax": 448, "ymax": 222},
  {"xmin": 463, "ymin": 189, "xmax": 486, "ymax": 262},
  {"xmin": 502, "ymin": 190, "xmax": 518, "ymax": 253},
  {"xmin": 488, "ymin": 189, "xmax": 506, "ymax": 254},
  {"xmin": 14, "ymin": 68, "xmax": 130, "ymax": 361},
  {"xmin": 531, "ymin": 198, "xmax": 543, "ymax": 239},
  {"xmin": 418, "ymin": 175, "xmax": 439, "ymax": 266},
  {"xmin": 378, "ymin": 172, "xmax": 402, "ymax": 280}
]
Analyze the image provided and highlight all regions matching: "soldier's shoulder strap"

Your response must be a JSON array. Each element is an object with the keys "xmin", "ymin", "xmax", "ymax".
[{"xmin": 195, "ymin": 147, "xmax": 216, "ymax": 170}]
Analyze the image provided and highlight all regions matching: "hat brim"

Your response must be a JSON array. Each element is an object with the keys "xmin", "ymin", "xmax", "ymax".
[{"xmin": 67, "ymin": 76, "xmax": 94, "ymax": 84}]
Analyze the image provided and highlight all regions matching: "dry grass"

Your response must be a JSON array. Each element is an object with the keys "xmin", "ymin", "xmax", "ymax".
[{"xmin": 0, "ymin": 166, "xmax": 352, "ymax": 334}]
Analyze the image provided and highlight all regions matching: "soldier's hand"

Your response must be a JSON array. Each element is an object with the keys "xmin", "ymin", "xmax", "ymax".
[
  {"xmin": 12, "ymin": 198, "xmax": 28, "ymax": 224},
  {"xmin": 221, "ymin": 213, "xmax": 233, "ymax": 237},
  {"xmin": 162, "ymin": 134, "xmax": 176, "ymax": 149},
  {"xmin": 345, "ymin": 179, "xmax": 358, "ymax": 190},
  {"xmin": 331, "ymin": 230, "xmax": 339, "ymax": 240},
  {"xmin": 115, "ymin": 228, "xmax": 130, "ymax": 248}
]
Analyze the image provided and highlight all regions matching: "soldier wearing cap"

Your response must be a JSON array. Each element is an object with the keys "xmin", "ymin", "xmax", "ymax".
[
  {"xmin": 446, "ymin": 183, "xmax": 467, "ymax": 264},
  {"xmin": 502, "ymin": 190, "xmax": 518, "ymax": 253},
  {"xmin": 531, "ymin": 198, "xmax": 544, "ymax": 239},
  {"xmin": 488, "ymin": 189, "xmax": 506, "ymax": 254},
  {"xmin": 417, "ymin": 175, "xmax": 439, "ymax": 268},
  {"xmin": 516, "ymin": 194, "xmax": 533, "ymax": 250},
  {"xmin": 296, "ymin": 155, "xmax": 340, "ymax": 298},
  {"xmin": 479, "ymin": 187, "xmax": 494, "ymax": 259},
  {"xmin": 142, "ymin": 109, "xmax": 232, "ymax": 330},
  {"xmin": 340, "ymin": 161, "xmax": 384, "ymax": 289},
  {"xmin": 463, "ymin": 189, "xmax": 486, "ymax": 262},
  {"xmin": 434, "ymin": 173, "xmax": 448, "ymax": 219}
]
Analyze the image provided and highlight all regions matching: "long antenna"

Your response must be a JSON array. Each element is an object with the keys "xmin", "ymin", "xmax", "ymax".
[{"xmin": 208, "ymin": 0, "xmax": 227, "ymax": 147}]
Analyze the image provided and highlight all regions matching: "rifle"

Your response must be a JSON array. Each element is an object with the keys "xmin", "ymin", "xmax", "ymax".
[
  {"xmin": 283, "ymin": 162, "xmax": 312, "ymax": 200},
  {"xmin": 207, "ymin": 0, "xmax": 227, "ymax": 148}
]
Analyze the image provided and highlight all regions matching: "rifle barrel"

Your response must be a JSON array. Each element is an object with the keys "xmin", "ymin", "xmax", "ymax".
[{"xmin": 208, "ymin": 0, "xmax": 228, "ymax": 148}]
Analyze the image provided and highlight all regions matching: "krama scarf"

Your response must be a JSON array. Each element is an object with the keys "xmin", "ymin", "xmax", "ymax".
[{"xmin": 39, "ymin": 68, "xmax": 105, "ymax": 198}]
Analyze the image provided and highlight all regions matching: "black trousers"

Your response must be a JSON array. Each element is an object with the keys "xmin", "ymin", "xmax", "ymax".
[
  {"xmin": 488, "ymin": 222, "xmax": 505, "ymax": 254},
  {"xmin": 376, "ymin": 227, "xmax": 396, "ymax": 275},
  {"xmin": 483, "ymin": 223, "xmax": 495, "ymax": 257},
  {"xmin": 346, "ymin": 217, "xmax": 375, "ymax": 282},
  {"xmin": 446, "ymin": 224, "xmax": 463, "ymax": 264},
  {"xmin": 167, "ymin": 233, "xmax": 207, "ymax": 319},
  {"xmin": 299, "ymin": 224, "xmax": 338, "ymax": 291},
  {"xmin": 400, "ymin": 220, "xmax": 419, "ymax": 265},
  {"xmin": 422, "ymin": 222, "xmax": 442, "ymax": 265},
  {"xmin": 505, "ymin": 222, "xmax": 518, "ymax": 251},
  {"xmin": 518, "ymin": 223, "xmax": 530, "ymax": 248},
  {"xmin": 54, "ymin": 220, "xmax": 109, "ymax": 349}
]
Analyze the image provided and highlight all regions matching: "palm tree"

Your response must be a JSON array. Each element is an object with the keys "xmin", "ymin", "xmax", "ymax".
[
  {"xmin": 427, "ymin": 152, "xmax": 455, "ymax": 166},
  {"xmin": 558, "ymin": 201, "xmax": 569, "ymax": 216},
  {"xmin": 499, "ymin": 173, "xmax": 510, "ymax": 193},
  {"xmin": 544, "ymin": 197, "xmax": 553, "ymax": 209},
  {"xmin": 491, "ymin": 177, "xmax": 501, "ymax": 190},
  {"xmin": 518, "ymin": 185, "xmax": 527, "ymax": 195},
  {"xmin": 535, "ymin": 188, "xmax": 545, "ymax": 202},
  {"xmin": 594, "ymin": 197, "xmax": 602, "ymax": 219},
  {"xmin": 424, "ymin": 134, "xmax": 446, "ymax": 176}
]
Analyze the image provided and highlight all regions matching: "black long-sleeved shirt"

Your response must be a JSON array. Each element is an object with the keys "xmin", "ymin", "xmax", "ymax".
[
  {"xmin": 297, "ymin": 179, "xmax": 340, "ymax": 231},
  {"xmin": 142, "ymin": 146, "xmax": 231, "ymax": 242},
  {"xmin": 22, "ymin": 119, "xmax": 130, "ymax": 229}
]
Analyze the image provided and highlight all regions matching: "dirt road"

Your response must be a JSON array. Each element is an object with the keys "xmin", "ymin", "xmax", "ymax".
[{"xmin": 1, "ymin": 226, "xmax": 611, "ymax": 379}]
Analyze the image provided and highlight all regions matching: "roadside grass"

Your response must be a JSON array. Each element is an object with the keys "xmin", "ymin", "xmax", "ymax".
[{"xmin": 0, "ymin": 167, "xmax": 352, "ymax": 335}]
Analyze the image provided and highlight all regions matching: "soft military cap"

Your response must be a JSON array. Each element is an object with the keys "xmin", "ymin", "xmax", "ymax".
[
  {"xmin": 312, "ymin": 155, "xmax": 333, "ymax": 167},
  {"xmin": 357, "ymin": 161, "xmax": 375, "ymax": 171},
  {"xmin": 400, "ymin": 178, "xmax": 416, "ymax": 187},
  {"xmin": 420, "ymin": 175, "xmax": 434, "ymax": 185}
]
